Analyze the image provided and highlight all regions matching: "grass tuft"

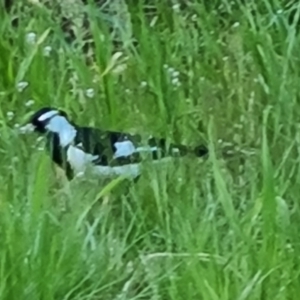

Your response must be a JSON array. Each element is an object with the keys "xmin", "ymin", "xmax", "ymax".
[{"xmin": 1, "ymin": 0, "xmax": 300, "ymax": 299}]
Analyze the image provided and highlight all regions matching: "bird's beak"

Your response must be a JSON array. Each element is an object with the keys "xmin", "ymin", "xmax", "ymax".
[{"xmin": 19, "ymin": 123, "xmax": 36, "ymax": 134}]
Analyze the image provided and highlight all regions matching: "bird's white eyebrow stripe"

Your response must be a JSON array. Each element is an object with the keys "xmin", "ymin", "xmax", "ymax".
[{"xmin": 38, "ymin": 110, "xmax": 59, "ymax": 122}]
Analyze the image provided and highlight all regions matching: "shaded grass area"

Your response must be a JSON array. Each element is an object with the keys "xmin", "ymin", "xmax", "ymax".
[{"xmin": 1, "ymin": 0, "xmax": 300, "ymax": 299}]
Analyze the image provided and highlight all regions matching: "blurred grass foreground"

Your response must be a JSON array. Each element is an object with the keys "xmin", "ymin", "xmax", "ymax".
[{"xmin": 1, "ymin": 0, "xmax": 300, "ymax": 299}]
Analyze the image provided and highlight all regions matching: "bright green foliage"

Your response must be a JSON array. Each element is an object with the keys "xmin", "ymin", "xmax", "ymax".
[{"xmin": 0, "ymin": 1, "xmax": 300, "ymax": 299}]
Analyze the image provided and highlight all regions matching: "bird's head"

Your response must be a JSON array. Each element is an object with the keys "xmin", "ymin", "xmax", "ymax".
[
  {"xmin": 24, "ymin": 107, "xmax": 76, "ymax": 147},
  {"xmin": 28, "ymin": 107, "xmax": 70, "ymax": 134}
]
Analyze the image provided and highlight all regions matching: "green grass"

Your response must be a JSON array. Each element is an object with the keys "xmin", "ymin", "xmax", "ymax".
[{"xmin": 1, "ymin": 0, "xmax": 300, "ymax": 299}]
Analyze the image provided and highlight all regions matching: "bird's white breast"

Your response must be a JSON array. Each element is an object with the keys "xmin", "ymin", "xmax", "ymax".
[
  {"xmin": 45, "ymin": 116, "xmax": 77, "ymax": 147},
  {"xmin": 67, "ymin": 145, "xmax": 99, "ymax": 174},
  {"xmin": 66, "ymin": 144, "xmax": 141, "ymax": 178}
]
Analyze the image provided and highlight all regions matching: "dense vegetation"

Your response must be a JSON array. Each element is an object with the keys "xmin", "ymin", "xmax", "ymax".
[{"xmin": 1, "ymin": 0, "xmax": 300, "ymax": 299}]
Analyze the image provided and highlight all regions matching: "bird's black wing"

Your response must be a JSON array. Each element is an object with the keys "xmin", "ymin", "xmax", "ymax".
[
  {"xmin": 73, "ymin": 127, "xmax": 142, "ymax": 165},
  {"xmin": 73, "ymin": 126, "xmax": 208, "ymax": 166}
]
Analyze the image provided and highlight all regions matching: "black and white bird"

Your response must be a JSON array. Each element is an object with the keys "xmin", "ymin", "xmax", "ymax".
[{"xmin": 24, "ymin": 107, "xmax": 208, "ymax": 180}]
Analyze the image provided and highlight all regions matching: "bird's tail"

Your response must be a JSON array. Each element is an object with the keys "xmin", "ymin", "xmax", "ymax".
[
  {"xmin": 148, "ymin": 137, "xmax": 208, "ymax": 158},
  {"xmin": 169, "ymin": 143, "xmax": 208, "ymax": 157}
]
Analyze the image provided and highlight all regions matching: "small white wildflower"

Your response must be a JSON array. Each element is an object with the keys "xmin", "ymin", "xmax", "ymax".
[
  {"xmin": 43, "ymin": 46, "xmax": 52, "ymax": 57},
  {"xmin": 171, "ymin": 77, "xmax": 180, "ymax": 85},
  {"xmin": 140, "ymin": 81, "xmax": 147, "ymax": 88},
  {"xmin": 25, "ymin": 99, "xmax": 34, "ymax": 107},
  {"xmin": 6, "ymin": 111, "xmax": 14, "ymax": 120},
  {"xmin": 232, "ymin": 22, "xmax": 240, "ymax": 28},
  {"xmin": 191, "ymin": 14, "xmax": 197, "ymax": 21},
  {"xmin": 85, "ymin": 88, "xmax": 95, "ymax": 98},
  {"xmin": 75, "ymin": 172, "xmax": 85, "ymax": 178},
  {"xmin": 172, "ymin": 70, "xmax": 180, "ymax": 78},
  {"xmin": 233, "ymin": 123, "xmax": 243, "ymax": 129},
  {"xmin": 19, "ymin": 124, "xmax": 34, "ymax": 134},
  {"xmin": 26, "ymin": 32, "xmax": 37, "ymax": 44},
  {"xmin": 168, "ymin": 67, "xmax": 175, "ymax": 74},
  {"xmin": 172, "ymin": 3, "xmax": 180, "ymax": 11},
  {"xmin": 36, "ymin": 136, "xmax": 44, "ymax": 143},
  {"xmin": 16, "ymin": 81, "xmax": 29, "ymax": 92},
  {"xmin": 223, "ymin": 142, "xmax": 234, "ymax": 147}
]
